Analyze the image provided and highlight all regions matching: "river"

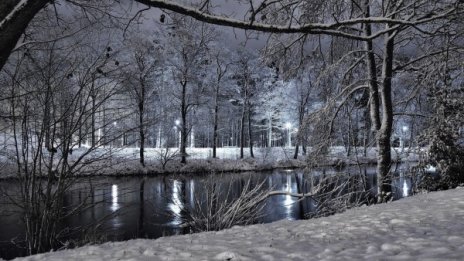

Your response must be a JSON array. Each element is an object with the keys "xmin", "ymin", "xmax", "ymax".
[{"xmin": 0, "ymin": 164, "xmax": 415, "ymax": 259}]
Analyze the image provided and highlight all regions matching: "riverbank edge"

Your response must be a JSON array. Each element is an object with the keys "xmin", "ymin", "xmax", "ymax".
[{"xmin": 0, "ymin": 152, "xmax": 419, "ymax": 180}]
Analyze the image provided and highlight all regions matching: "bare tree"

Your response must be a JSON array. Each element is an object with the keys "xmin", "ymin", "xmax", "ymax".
[
  {"xmin": 165, "ymin": 16, "xmax": 215, "ymax": 163},
  {"xmin": 233, "ymin": 53, "xmax": 258, "ymax": 159},
  {"xmin": 122, "ymin": 36, "xmax": 161, "ymax": 167},
  {"xmin": 292, "ymin": 68, "xmax": 315, "ymax": 159},
  {"xmin": 170, "ymin": 174, "xmax": 269, "ymax": 232},
  {"xmin": 2, "ymin": 37, "xmax": 123, "ymax": 254},
  {"xmin": 211, "ymin": 52, "xmax": 230, "ymax": 158}
]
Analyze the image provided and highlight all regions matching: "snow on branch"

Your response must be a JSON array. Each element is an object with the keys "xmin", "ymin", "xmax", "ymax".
[
  {"xmin": 0, "ymin": 0, "xmax": 30, "ymax": 31},
  {"xmin": 135, "ymin": 0, "xmax": 462, "ymax": 41}
]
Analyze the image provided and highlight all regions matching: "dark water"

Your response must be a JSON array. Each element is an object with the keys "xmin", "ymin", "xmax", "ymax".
[{"xmin": 0, "ymin": 164, "xmax": 414, "ymax": 259}]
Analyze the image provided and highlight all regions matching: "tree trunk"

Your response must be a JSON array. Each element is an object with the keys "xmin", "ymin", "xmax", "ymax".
[
  {"xmin": 363, "ymin": 1, "xmax": 394, "ymax": 202},
  {"xmin": 363, "ymin": 2, "xmax": 381, "ymax": 132},
  {"xmin": 102, "ymin": 105, "xmax": 106, "ymax": 146},
  {"xmin": 346, "ymin": 110, "xmax": 352, "ymax": 157},
  {"xmin": 248, "ymin": 105, "xmax": 254, "ymax": 158},
  {"xmin": 78, "ymin": 95, "xmax": 83, "ymax": 147},
  {"xmin": 377, "ymin": 28, "xmax": 395, "ymax": 202},
  {"xmin": 212, "ymin": 86, "xmax": 219, "ymax": 158},
  {"xmin": 363, "ymin": 107, "xmax": 370, "ymax": 157},
  {"xmin": 268, "ymin": 114, "xmax": 272, "ymax": 147},
  {"xmin": 180, "ymin": 82, "xmax": 188, "ymax": 164},
  {"xmin": 240, "ymin": 104, "xmax": 245, "ymax": 159},
  {"xmin": 138, "ymin": 100, "xmax": 145, "ymax": 167},
  {"xmin": 91, "ymin": 94, "xmax": 96, "ymax": 147},
  {"xmin": 293, "ymin": 144, "xmax": 300, "ymax": 159},
  {"xmin": 0, "ymin": 0, "xmax": 50, "ymax": 71},
  {"xmin": 294, "ymin": 102, "xmax": 306, "ymax": 159},
  {"xmin": 293, "ymin": 120, "xmax": 300, "ymax": 159},
  {"xmin": 44, "ymin": 84, "xmax": 52, "ymax": 151}
]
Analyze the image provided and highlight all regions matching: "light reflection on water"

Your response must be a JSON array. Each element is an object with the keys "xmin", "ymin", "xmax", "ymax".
[
  {"xmin": 403, "ymin": 180, "xmax": 409, "ymax": 197},
  {"xmin": 169, "ymin": 180, "xmax": 183, "ymax": 225},
  {"xmin": 283, "ymin": 174, "xmax": 295, "ymax": 220},
  {"xmin": 109, "ymin": 184, "xmax": 122, "ymax": 229},
  {"xmin": 189, "ymin": 179, "xmax": 195, "ymax": 208},
  {"xmin": 111, "ymin": 184, "xmax": 119, "ymax": 212},
  {"xmin": 0, "ymin": 164, "xmax": 416, "ymax": 260}
]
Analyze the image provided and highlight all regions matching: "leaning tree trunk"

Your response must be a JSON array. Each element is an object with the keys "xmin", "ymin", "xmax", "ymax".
[{"xmin": 0, "ymin": 0, "xmax": 50, "ymax": 71}]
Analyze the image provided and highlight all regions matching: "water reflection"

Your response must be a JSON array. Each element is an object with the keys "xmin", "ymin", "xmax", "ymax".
[
  {"xmin": 283, "ymin": 174, "xmax": 295, "ymax": 219},
  {"xmin": 0, "ymin": 164, "xmax": 417, "ymax": 260},
  {"xmin": 286, "ymin": 174, "xmax": 291, "ymax": 192},
  {"xmin": 169, "ymin": 180, "xmax": 183, "ymax": 225},
  {"xmin": 403, "ymin": 180, "xmax": 409, "ymax": 197},
  {"xmin": 189, "ymin": 180, "xmax": 195, "ymax": 208},
  {"xmin": 111, "ymin": 184, "xmax": 119, "ymax": 211},
  {"xmin": 393, "ymin": 167, "xmax": 413, "ymax": 199}
]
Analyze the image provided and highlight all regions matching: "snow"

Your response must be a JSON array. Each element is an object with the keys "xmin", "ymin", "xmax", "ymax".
[
  {"xmin": 12, "ymin": 187, "xmax": 464, "ymax": 260},
  {"xmin": 0, "ymin": 141, "xmax": 424, "ymax": 178},
  {"xmin": 424, "ymin": 165, "xmax": 437, "ymax": 173}
]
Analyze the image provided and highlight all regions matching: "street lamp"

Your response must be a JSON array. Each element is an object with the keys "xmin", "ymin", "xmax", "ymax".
[
  {"xmin": 285, "ymin": 122, "xmax": 292, "ymax": 147},
  {"xmin": 113, "ymin": 121, "xmax": 122, "ymax": 147}
]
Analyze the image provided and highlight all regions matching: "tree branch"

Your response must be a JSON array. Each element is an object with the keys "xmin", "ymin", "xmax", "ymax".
[{"xmin": 135, "ymin": 0, "xmax": 457, "ymax": 41}]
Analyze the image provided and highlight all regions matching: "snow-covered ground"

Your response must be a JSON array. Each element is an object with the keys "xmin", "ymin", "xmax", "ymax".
[{"xmin": 13, "ymin": 187, "xmax": 464, "ymax": 261}]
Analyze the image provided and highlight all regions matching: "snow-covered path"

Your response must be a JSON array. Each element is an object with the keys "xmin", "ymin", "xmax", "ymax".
[{"xmin": 15, "ymin": 188, "xmax": 464, "ymax": 261}]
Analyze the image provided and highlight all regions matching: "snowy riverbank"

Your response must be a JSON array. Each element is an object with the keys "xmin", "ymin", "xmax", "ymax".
[
  {"xmin": 0, "ymin": 146, "xmax": 422, "ymax": 178},
  {"xmin": 13, "ymin": 187, "xmax": 464, "ymax": 260}
]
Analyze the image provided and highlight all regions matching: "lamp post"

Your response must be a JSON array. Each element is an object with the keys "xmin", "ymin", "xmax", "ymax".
[
  {"xmin": 113, "ymin": 121, "xmax": 121, "ymax": 147},
  {"xmin": 285, "ymin": 122, "xmax": 292, "ymax": 147}
]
